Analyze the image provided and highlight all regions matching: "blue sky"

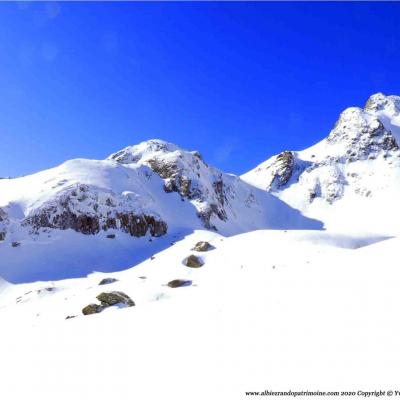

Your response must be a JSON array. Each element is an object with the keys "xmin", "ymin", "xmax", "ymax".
[{"xmin": 1, "ymin": 1, "xmax": 400, "ymax": 177}]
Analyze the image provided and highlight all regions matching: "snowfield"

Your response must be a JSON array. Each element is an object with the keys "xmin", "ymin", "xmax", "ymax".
[
  {"xmin": 2, "ymin": 93, "xmax": 400, "ymax": 399},
  {"xmin": 1, "ymin": 230, "xmax": 399, "ymax": 400}
]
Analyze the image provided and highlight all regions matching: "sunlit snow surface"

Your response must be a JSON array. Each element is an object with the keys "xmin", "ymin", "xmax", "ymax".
[{"xmin": 0, "ymin": 229, "xmax": 398, "ymax": 400}]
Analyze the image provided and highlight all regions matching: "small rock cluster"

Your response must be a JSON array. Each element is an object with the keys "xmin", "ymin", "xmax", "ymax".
[
  {"xmin": 183, "ymin": 241, "xmax": 213, "ymax": 268},
  {"xmin": 82, "ymin": 291, "xmax": 135, "ymax": 315}
]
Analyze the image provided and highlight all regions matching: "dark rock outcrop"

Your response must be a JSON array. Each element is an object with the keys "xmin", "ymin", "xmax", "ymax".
[
  {"xmin": 0, "ymin": 208, "xmax": 8, "ymax": 241},
  {"xmin": 23, "ymin": 184, "xmax": 168, "ymax": 238},
  {"xmin": 82, "ymin": 291, "xmax": 135, "ymax": 316},
  {"xmin": 98, "ymin": 278, "xmax": 118, "ymax": 286},
  {"xmin": 167, "ymin": 279, "xmax": 192, "ymax": 288},
  {"xmin": 96, "ymin": 291, "xmax": 135, "ymax": 307},
  {"xmin": 82, "ymin": 303, "xmax": 104, "ymax": 315},
  {"xmin": 184, "ymin": 255, "xmax": 204, "ymax": 268},
  {"xmin": 191, "ymin": 241, "xmax": 213, "ymax": 252},
  {"xmin": 270, "ymin": 151, "xmax": 295, "ymax": 189}
]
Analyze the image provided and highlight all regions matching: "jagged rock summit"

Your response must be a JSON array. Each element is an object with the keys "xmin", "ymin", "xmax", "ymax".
[{"xmin": 242, "ymin": 93, "xmax": 400, "ymax": 234}]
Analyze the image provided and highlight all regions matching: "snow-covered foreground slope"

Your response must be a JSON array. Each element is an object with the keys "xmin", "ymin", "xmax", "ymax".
[
  {"xmin": 0, "ymin": 140, "xmax": 321, "ymax": 283},
  {"xmin": 1, "ymin": 229, "xmax": 398, "ymax": 399},
  {"xmin": 242, "ymin": 93, "xmax": 400, "ymax": 235}
]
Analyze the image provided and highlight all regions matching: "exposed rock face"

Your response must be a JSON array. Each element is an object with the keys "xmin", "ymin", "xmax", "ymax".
[
  {"xmin": 23, "ymin": 184, "xmax": 167, "ymax": 237},
  {"xmin": 191, "ymin": 241, "xmax": 213, "ymax": 252},
  {"xmin": 269, "ymin": 151, "xmax": 295, "ymax": 189},
  {"xmin": 96, "ymin": 291, "xmax": 135, "ymax": 307},
  {"xmin": 0, "ymin": 208, "xmax": 8, "ymax": 241},
  {"xmin": 184, "ymin": 255, "xmax": 204, "ymax": 268}
]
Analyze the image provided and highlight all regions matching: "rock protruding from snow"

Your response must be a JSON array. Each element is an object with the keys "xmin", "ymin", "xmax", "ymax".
[
  {"xmin": 191, "ymin": 241, "xmax": 213, "ymax": 252},
  {"xmin": 96, "ymin": 291, "xmax": 135, "ymax": 307},
  {"xmin": 0, "ymin": 208, "xmax": 8, "ymax": 241},
  {"xmin": 82, "ymin": 303, "xmax": 104, "ymax": 315},
  {"xmin": 23, "ymin": 183, "xmax": 167, "ymax": 237},
  {"xmin": 184, "ymin": 254, "xmax": 204, "ymax": 268},
  {"xmin": 263, "ymin": 151, "xmax": 295, "ymax": 191},
  {"xmin": 167, "ymin": 279, "xmax": 192, "ymax": 288},
  {"xmin": 98, "ymin": 278, "xmax": 118, "ymax": 286}
]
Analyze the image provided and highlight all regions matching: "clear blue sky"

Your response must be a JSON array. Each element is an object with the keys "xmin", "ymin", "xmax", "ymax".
[{"xmin": 1, "ymin": 1, "xmax": 400, "ymax": 177}]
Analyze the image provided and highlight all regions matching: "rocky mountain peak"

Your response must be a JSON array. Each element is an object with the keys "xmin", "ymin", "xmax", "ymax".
[
  {"xmin": 325, "ymin": 106, "xmax": 398, "ymax": 160},
  {"xmin": 364, "ymin": 92, "xmax": 400, "ymax": 115}
]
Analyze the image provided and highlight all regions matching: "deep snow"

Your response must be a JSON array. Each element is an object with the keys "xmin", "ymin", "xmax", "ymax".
[{"xmin": 0, "ymin": 230, "xmax": 398, "ymax": 400}]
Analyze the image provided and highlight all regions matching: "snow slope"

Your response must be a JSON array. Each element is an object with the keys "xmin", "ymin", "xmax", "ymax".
[
  {"xmin": 242, "ymin": 93, "xmax": 400, "ymax": 235},
  {"xmin": 0, "ymin": 229, "xmax": 398, "ymax": 400}
]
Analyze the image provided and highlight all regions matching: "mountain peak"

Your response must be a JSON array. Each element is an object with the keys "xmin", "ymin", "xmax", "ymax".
[
  {"xmin": 107, "ymin": 139, "xmax": 183, "ymax": 164},
  {"xmin": 364, "ymin": 92, "xmax": 400, "ymax": 114},
  {"xmin": 325, "ymin": 106, "xmax": 398, "ymax": 160}
]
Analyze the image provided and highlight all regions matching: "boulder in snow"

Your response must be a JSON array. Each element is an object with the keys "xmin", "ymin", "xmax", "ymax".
[
  {"xmin": 191, "ymin": 241, "xmax": 213, "ymax": 252},
  {"xmin": 99, "ymin": 278, "xmax": 118, "ymax": 285},
  {"xmin": 184, "ymin": 255, "xmax": 204, "ymax": 268},
  {"xmin": 96, "ymin": 291, "xmax": 135, "ymax": 307},
  {"xmin": 167, "ymin": 279, "xmax": 192, "ymax": 288},
  {"xmin": 82, "ymin": 303, "xmax": 104, "ymax": 315}
]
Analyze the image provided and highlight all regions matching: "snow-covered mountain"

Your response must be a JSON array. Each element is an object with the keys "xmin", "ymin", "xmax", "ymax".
[
  {"xmin": 2, "ymin": 93, "xmax": 400, "ymax": 400},
  {"xmin": 0, "ymin": 139, "xmax": 319, "ymax": 282},
  {"xmin": 242, "ymin": 93, "xmax": 400, "ymax": 234}
]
